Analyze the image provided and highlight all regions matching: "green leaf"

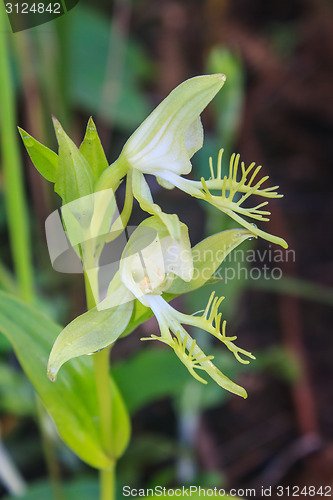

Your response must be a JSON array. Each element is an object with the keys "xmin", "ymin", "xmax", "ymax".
[
  {"xmin": 18, "ymin": 127, "xmax": 58, "ymax": 183},
  {"xmin": 167, "ymin": 228, "xmax": 254, "ymax": 294},
  {"xmin": 52, "ymin": 117, "xmax": 95, "ymax": 204},
  {"xmin": 0, "ymin": 291, "xmax": 119, "ymax": 469},
  {"xmin": 47, "ymin": 275, "xmax": 134, "ymax": 381},
  {"xmin": 113, "ymin": 348, "xmax": 187, "ymax": 413},
  {"xmin": 0, "ymin": 363, "xmax": 35, "ymax": 416},
  {"xmin": 0, "ymin": 260, "xmax": 17, "ymax": 297},
  {"xmin": 0, "ymin": 332, "xmax": 11, "ymax": 352},
  {"xmin": 113, "ymin": 348, "xmax": 240, "ymax": 414},
  {"xmin": 3, "ymin": 479, "xmax": 98, "ymax": 500},
  {"xmin": 79, "ymin": 117, "xmax": 109, "ymax": 181},
  {"xmin": 249, "ymin": 275, "xmax": 333, "ymax": 305},
  {"xmin": 121, "ymin": 297, "xmax": 153, "ymax": 339}
]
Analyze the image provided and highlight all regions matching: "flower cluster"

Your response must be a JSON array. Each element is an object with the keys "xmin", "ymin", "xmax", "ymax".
[{"xmin": 21, "ymin": 74, "xmax": 287, "ymax": 398}]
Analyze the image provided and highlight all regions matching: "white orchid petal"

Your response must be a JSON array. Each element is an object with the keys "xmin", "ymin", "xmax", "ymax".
[
  {"xmin": 119, "ymin": 217, "xmax": 193, "ymax": 302},
  {"xmin": 152, "ymin": 170, "xmax": 202, "ymax": 197},
  {"xmin": 122, "ymin": 74, "xmax": 226, "ymax": 176},
  {"xmin": 131, "ymin": 170, "xmax": 181, "ymax": 241},
  {"xmin": 185, "ymin": 117, "xmax": 204, "ymax": 158},
  {"xmin": 156, "ymin": 176, "xmax": 175, "ymax": 190},
  {"xmin": 161, "ymin": 229, "xmax": 193, "ymax": 283}
]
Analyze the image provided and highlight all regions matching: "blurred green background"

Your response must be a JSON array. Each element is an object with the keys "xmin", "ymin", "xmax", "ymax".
[{"xmin": 1, "ymin": 0, "xmax": 333, "ymax": 498}]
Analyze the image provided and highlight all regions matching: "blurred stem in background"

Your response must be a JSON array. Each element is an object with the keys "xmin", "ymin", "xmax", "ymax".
[
  {"xmin": 97, "ymin": 0, "xmax": 131, "ymax": 149},
  {"xmin": 54, "ymin": 15, "xmax": 70, "ymax": 127},
  {"xmin": 13, "ymin": 30, "xmax": 52, "ymax": 232},
  {"xmin": 0, "ymin": 6, "xmax": 64, "ymax": 499},
  {"xmin": 33, "ymin": 23, "xmax": 69, "ymax": 131},
  {"xmin": 0, "ymin": 427, "xmax": 26, "ymax": 496},
  {"xmin": 0, "ymin": 4, "xmax": 34, "ymax": 304},
  {"xmin": 36, "ymin": 397, "xmax": 64, "ymax": 500}
]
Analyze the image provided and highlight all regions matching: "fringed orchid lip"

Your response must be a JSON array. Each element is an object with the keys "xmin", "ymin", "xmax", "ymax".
[
  {"xmin": 141, "ymin": 293, "xmax": 254, "ymax": 399},
  {"xmin": 154, "ymin": 149, "xmax": 288, "ymax": 248}
]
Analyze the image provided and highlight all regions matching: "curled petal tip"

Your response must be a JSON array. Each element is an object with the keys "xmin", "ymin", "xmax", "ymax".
[{"xmin": 47, "ymin": 367, "xmax": 57, "ymax": 383}]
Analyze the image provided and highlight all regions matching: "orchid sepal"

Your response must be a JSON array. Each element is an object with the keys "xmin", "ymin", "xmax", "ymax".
[{"xmin": 119, "ymin": 74, "xmax": 226, "ymax": 177}]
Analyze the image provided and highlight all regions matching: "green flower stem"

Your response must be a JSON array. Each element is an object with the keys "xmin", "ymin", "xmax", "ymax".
[
  {"xmin": 106, "ymin": 170, "xmax": 133, "ymax": 243},
  {"xmin": 92, "ymin": 348, "xmax": 113, "ymax": 454},
  {"xmin": 93, "ymin": 349, "xmax": 115, "ymax": 500},
  {"xmin": 83, "ymin": 269, "xmax": 115, "ymax": 500},
  {"xmin": 95, "ymin": 158, "xmax": 128, "ymax": 194},
  {"xmin": 0, "ymin": 6, "xmax": 34, "ymax": 303}
]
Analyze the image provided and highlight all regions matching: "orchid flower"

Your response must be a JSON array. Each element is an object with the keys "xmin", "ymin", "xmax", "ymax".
[
  {"xmin": 95, "ymin": 74, "xmax": 287, "ymax": 248},
  {"xmin": 17, "ymin": 69, "xmax": 288, "ymax": 484},
  {"xmin": 46, "ymin": 218, "xmax": 255, "ymax": 393},
  {"xmin": 95, "ymin": 74, "xmax": 225, "ymax": 240},
  {"xmin": 118, "ymin": 218, "xmax": 254, "ymax": 398}
]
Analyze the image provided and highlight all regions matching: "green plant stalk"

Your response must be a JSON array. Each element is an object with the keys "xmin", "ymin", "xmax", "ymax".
[
  {"xmin": 0, "ymin": 6, "xmax": 34, "ymax": 303},
  {"xmin": 0, "ymin": 9, "xmax": 65, "ymax": 498},
  {"xmin": 84, "ymin": 269, "xmax": 115, "ymax": 500}
]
